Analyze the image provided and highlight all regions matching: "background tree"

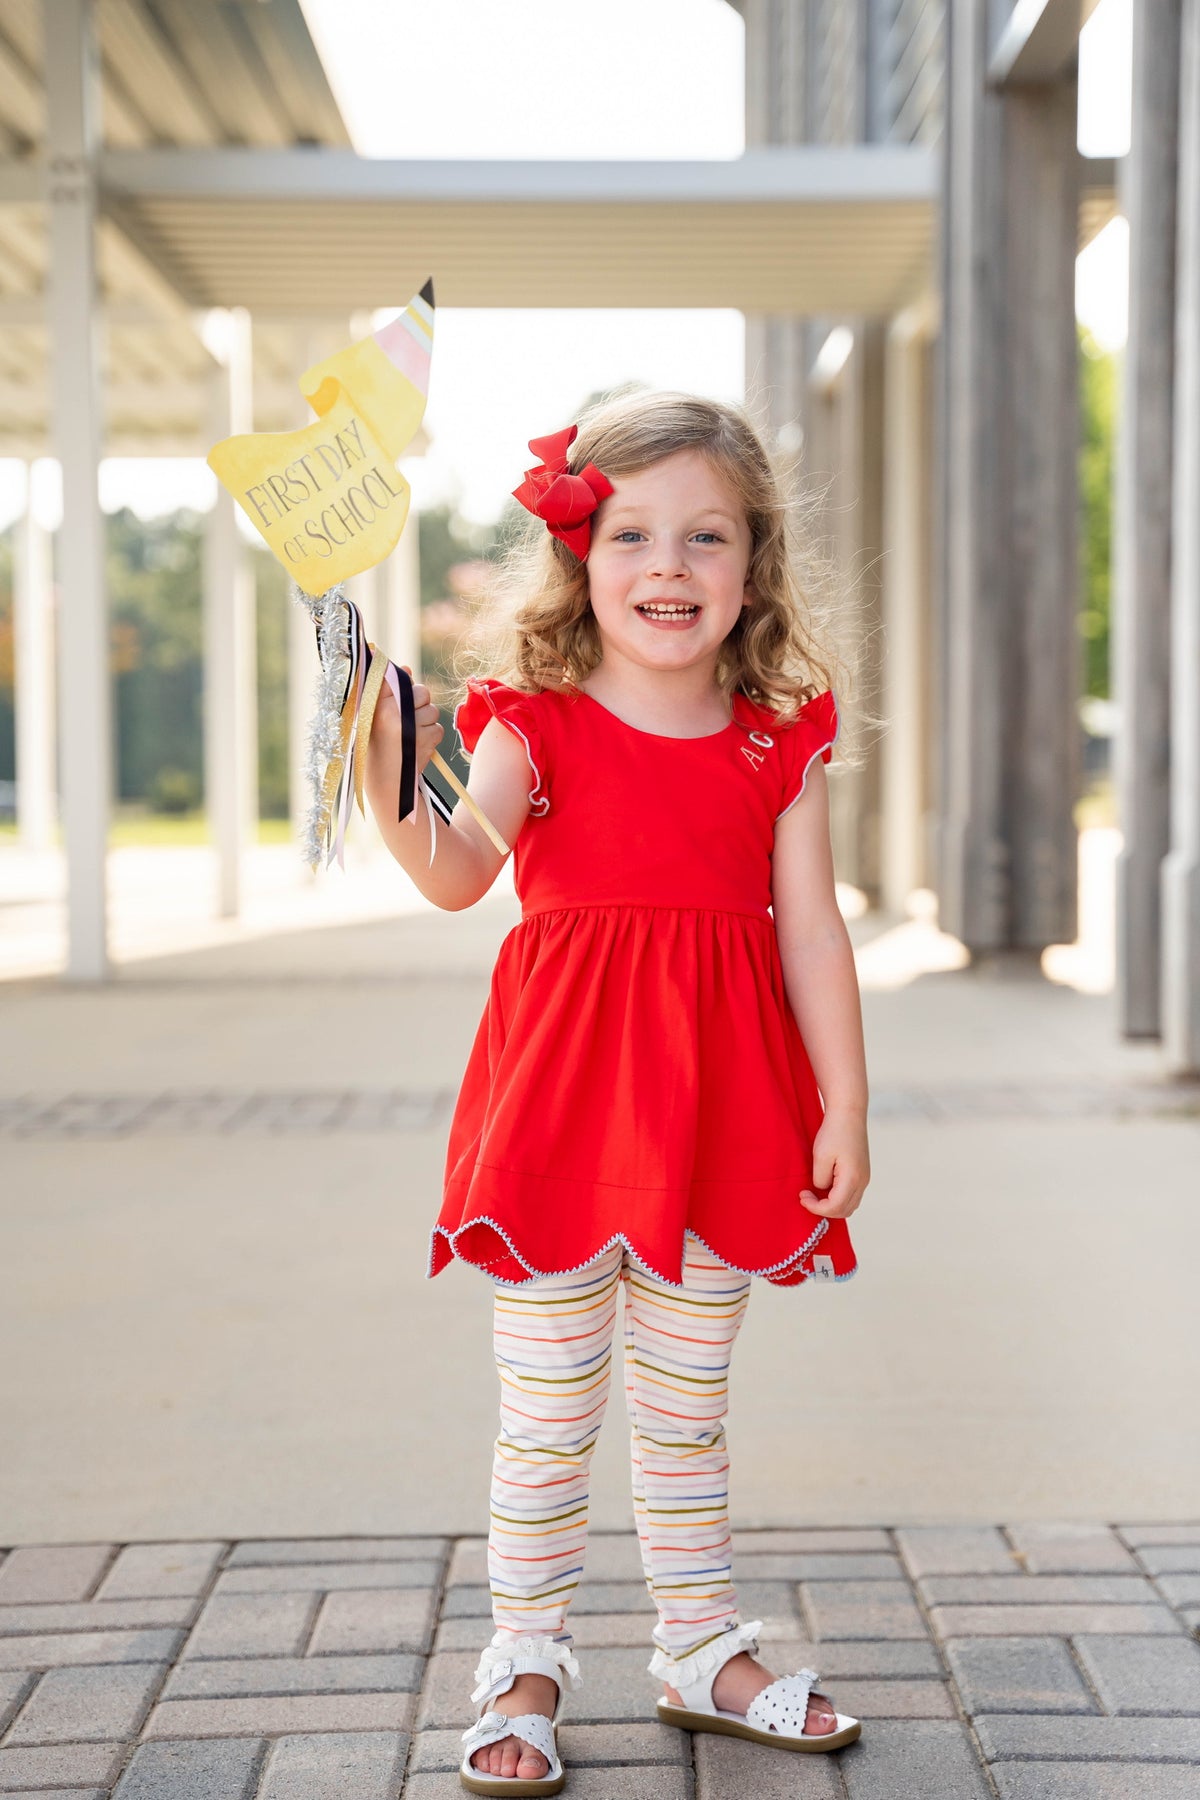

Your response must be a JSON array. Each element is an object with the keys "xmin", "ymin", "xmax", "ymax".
[{"xmin": 1078, "ymin": 322, "xmax": 1116, "ymax": 701}]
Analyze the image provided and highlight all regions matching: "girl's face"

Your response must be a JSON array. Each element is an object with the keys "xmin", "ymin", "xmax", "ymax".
[{"xmin": 584, "ymin": 449, "xmax": 753, "ymax": 674}]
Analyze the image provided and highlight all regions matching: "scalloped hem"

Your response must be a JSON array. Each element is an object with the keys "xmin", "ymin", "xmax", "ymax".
[{"xmin": 426, "ymin": 1213, "xmax": 856, "ymax": 1290}]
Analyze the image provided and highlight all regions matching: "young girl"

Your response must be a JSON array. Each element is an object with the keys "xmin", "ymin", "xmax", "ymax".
[{"xmin": 366, "ymin": 391, "xmax": 869, "ymax": 1795}]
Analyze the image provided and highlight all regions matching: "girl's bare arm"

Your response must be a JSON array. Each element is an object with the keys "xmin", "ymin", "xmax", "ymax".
[
  {"xmin": 770, "ymin": 759, "xmax": 870, "ymax": 1217},
  {"xmin": 771, "ymin": 760, "xmax": 869, "ymax": 1116},
  {"xmin": 364, "ymin": 673, "xmax": 532, "ymax": 910}
]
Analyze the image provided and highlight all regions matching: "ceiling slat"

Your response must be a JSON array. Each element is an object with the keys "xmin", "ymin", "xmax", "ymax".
[
  {"xmin": 100, "ymin": 0, "xmax": 236, "ymax": 144},
  {"xmin": 209, "ymin": 1, "xmax": 302, "ymax": 146},
  {"xmin": 0, "ymin": 16, "xmax": 42, "ymax": 146},
  {"xmin": 245, "ymin": 0, "xmax": 352, "ymax": 147},
  {"xmin": 151, "ymin": 0, "xmax": 290, "ymax": 146}
]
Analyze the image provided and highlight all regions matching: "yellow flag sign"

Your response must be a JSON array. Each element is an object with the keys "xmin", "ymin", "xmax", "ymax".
[{"xmin": 208, "ymin": 281, "xmax": 434, "ymax": 592}]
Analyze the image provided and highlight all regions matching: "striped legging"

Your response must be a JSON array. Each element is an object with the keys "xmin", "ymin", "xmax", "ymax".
[{"xmin": 487, "ymin": 1233, "xmax": 752, "ymax": 1660}]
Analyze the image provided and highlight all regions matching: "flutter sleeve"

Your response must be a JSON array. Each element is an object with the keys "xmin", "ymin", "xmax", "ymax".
[
  {"xmin": 776, "ymin": 689, "xmax": 840, "ymax": 820},
  {"xmin": 453, "ymin": 677, "xmax": 550, "ymax": 815}
]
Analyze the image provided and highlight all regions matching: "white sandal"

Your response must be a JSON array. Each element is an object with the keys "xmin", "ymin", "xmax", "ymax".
[
  {"xmin": 650, "ymin": 1617, "xmax": 861, "ymax": 1753},
  {"xmin": 459, "ymin": 1634, "xmax": 582, "ymax": 1796}
]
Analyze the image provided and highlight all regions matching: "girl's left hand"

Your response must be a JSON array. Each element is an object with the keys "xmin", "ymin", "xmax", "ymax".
[{"xmin": 801, "ymin": 1110, "xmax": 870, "ymax": 1219}]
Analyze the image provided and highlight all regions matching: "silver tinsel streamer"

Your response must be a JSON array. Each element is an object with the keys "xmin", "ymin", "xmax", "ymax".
[{"xmin": 291, "ymin": 580, "xmax": 352, "ymax": 868}]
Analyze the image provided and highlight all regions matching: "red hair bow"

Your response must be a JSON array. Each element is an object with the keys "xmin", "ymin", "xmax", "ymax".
[{"xmin": 512, "ymin": 425, "xmax": 614, "ymax": 559}]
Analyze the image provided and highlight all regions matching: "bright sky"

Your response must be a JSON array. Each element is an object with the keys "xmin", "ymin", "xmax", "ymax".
[{"xmin": 0, "ymin": 0, "xmax": 1132, "ymax": 533}]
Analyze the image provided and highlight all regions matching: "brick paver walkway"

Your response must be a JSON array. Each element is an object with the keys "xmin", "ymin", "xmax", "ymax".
[{"xmin": 1, "ymin": 1526, "xmax": 1197, "ymax": 1798}]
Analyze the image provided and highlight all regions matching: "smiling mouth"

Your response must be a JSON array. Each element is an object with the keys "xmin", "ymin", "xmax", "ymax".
[{"xmin": 636, "ymin": 602, "xmax": 700, "ymax": 621}]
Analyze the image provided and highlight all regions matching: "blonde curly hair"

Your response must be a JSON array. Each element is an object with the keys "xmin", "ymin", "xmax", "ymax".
[{"xmin": 450, "ymin": 387, "xmax": 851, "ymax": 732}]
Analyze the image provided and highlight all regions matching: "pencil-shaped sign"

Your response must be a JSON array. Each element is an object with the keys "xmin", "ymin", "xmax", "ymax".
[
  {"xmin": 207, "ymin": 279, "xmax": 509, "ymax": 872},
  {"xmin": 208, "ymin": 282, "xmax": 434, "ymax": 591}
]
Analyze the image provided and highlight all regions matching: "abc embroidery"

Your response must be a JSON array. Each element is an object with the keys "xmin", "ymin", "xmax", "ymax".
[{"xmin": 740, "ymin": 729, "xmax": 775, "ymax": 771}]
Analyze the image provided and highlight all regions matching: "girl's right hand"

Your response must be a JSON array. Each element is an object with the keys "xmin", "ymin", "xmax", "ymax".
[{"xmin": 372, "ymin": 665, "xmax": 444, "ymax": 773}]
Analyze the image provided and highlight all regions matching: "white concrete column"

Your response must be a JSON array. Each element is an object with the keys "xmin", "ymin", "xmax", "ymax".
[
  {"xmin": 1162, "ymin": 0, "xmax": 1200, "ymax": 1073},
  {"xmin": 287, "ymin": 320, "xmax": 351, "ymax": 849},
  {"xmin": 287, "ymin": 596, "xmax": 314, "ymax": 853},
  {"xmin": 344, "ymin": 314, "xmax": 385, "ymax": 644},
  {"xmin": 346, "ymin": 564, "xmax": 381, "ymax": 644},
  {"xmin": 384, "ymin": 509, "xmax": 422, "ymax": 681},
  {"xmin": 44, "ymin": 0, "xmax": 108, "ymax": 980},
  {"xmin": 13, "ymin": 462, "xmax": 58, "ymax": 853},
  {"xmin": 881, "ymin": 302, "xmax": 934, "ymax": 914},
  {"xmin": 203, "ymin": 308, "xmax": 256, "ymax": 917}
]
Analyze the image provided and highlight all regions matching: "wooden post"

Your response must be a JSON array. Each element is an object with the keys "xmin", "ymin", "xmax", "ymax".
[
  {"xmin": 882, "ymin": 302, "xmax": 936, "ymax": 911},
  {"xmin": 1162, "ymin": 0, "xmax": 1200, "ymax": 1073},
  {"xmin": 838, "ymin": 320, "xmax": 887, "ymax": 904},
  {"xmin": 936, "ymin": 0, "xmax": 1080, "ymax": 951},
  {"xmin": 1114, "ymin": 0, "xmax": 1181, "ymax": 1038}
]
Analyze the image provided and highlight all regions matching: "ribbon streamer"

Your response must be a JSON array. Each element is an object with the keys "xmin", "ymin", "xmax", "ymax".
[{"xmin": 292, "ymin": 582, "xmax": 510, "ymax": 872}]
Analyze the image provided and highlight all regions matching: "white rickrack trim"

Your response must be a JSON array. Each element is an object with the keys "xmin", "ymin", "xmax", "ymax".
[
  {"xmin": 453, "ymin": 686, "xmax": 550, "ymax": 816},
  {"xmin": 775, "ymin": 692, "xmax": 841, "ymax": 821},
  {"xmin": 647, "ymin": 1618, "xmax": 763, "ymax": 1689},
  {"xmin": 687, "ymin": 1217, "xmax": 827, "ymax": 1279},
  {"xmin": 428, "ymin": 1220, "xmax": 680, "ymax": 1286},
  {"xmin": 426, "ymin": 1215, "xmax": 839, "ymax": 1290}
]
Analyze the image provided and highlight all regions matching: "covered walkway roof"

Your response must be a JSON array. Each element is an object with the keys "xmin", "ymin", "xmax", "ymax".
[
  {"xmin": 87, "ymin": 144, "xmax": 941, "ymax": 313},
  {"xmin": 0, "ymin": 0, "xmax": 349, "ymax": 454},
  {"xmin": 0, "ymin": 0, "xmax": 1118, "ymax": 453},
  {"xmin": 0, "ymin": 0, "xmax": 1127, "ymax": 993}
]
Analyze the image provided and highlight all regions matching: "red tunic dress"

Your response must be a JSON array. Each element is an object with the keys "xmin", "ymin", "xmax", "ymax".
[{"xmin": 427, "ymin": 677, "xmax": 859, "ymax": 1291}]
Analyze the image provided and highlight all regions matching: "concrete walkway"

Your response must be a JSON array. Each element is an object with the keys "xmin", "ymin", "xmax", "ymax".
[
  {"xmin": 2, "ymin": 850, "xmax": 1198, "ymax": 1542},
  {"xmin": 1, "ymin": 1524, "xmax": 1198, "ymax": 1799},
  {"xmin": 2, "ymin": 841, "xmax": 1200, "ymax": 1792}
]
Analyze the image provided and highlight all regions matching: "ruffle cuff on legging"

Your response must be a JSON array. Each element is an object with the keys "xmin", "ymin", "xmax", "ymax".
[
  {"xmin": 646, "ymin": 1617, "xmax": 763, "ymax": 1687},
  {"xmin": 472, "ymin": 1634, "xmax": 583, "ymax": 1700}
]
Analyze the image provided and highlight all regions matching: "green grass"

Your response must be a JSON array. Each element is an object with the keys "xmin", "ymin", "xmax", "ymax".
[
  {"xmin": 0, "ymin": 813, "xmax": 295, "ymax": 848},
  {"xmin": 1, "ymin": 783, "xmax": 1119, "ymax": 846},
  {"xmin": 1075, "ymin": 780, "xmax": 1116, "ymax": 831}
]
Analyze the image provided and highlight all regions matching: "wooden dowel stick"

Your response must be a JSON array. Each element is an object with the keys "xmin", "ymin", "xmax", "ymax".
[{"xmin": 429, "ymin": 748, "xmax": 510, "ymax": 855}]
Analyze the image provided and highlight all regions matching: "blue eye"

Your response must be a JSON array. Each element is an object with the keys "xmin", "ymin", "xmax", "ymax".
[{"xmin": 612, "ymin": 528, "xmax": 723, "ymax": 544}]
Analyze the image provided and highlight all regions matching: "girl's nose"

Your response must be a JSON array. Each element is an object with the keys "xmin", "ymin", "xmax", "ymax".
[{"xmin": 647, "ymin": 539, "xmax": 690, "ymax": 578}]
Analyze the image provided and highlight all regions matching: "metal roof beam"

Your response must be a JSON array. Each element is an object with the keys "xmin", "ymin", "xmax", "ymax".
[
  {"xmin": 0, "ymin": 295, "xmax": 185, "ymax": 325},
  {"xmin": 97, "ymin": 144, "xmax": 938, "ymax": 204},
  {"xmin": 989, "ymin": 0, "xmax": 1104, "ymax": 87},
  {"xmin": 0, "ymin": 377, "xmax": 300, "ymax": 416},
  {"xmin": 0, "ymin": 160, "xmax": 41, "ymax": 202}
]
